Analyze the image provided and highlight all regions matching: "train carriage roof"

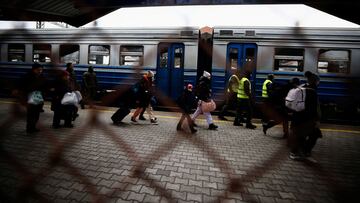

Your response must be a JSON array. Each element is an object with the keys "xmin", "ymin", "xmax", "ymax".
[{"xmin": 82, "ymin": 5, "xmax": 359, "ymax": 29}]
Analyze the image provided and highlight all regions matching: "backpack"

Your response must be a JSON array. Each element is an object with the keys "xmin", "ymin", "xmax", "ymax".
[{"xmin": 285, "ymin": 87, "xmax": 306, "ymax": 112}]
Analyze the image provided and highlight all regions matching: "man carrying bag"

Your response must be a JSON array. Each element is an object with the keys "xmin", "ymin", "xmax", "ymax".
[{"xmin": 18, "ymin": 63, "xmax": 46, "ymax": 134}]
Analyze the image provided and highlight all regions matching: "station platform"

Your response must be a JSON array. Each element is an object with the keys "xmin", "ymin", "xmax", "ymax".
[{"xmin": 0, "ymin": 99, "xmax": 359, "ymax": 203}]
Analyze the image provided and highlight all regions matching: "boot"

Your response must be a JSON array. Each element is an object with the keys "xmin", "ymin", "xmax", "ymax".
[{"xmin": 176, "ymin": 123, "xmax": 182, "ymax": 131}]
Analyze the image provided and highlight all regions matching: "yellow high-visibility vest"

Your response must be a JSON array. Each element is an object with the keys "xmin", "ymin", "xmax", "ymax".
[
  {"xmin": 227, "ymin": 74, "xmax": 240, "ymax": 93},
  {"xmin": 237, "ymin": 77, "xmax": 250, "ymax": 99},
  {"xmin": 262, "ymin": 79, "xmax": 272, "ymax": 98}
]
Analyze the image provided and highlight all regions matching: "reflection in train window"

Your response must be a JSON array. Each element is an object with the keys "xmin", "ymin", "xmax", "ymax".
[
  {"xmin": 88, "ymin": 45, "xmax": 110, "ymax": 65},
  {"xmin": 318, "ymin": 50, "xmax": 350, "ymax": 74},
  {"xmin": 8, "ymin": 44, "xmax": 25, "ymax": 62},
  {"xmin": 174, "ymin": 47, "xmax": 183, "ymax": 68},
  {"xmin": 159, "ymin": 47, "xmax": 168, "ymax": 68},
  {"xmin": 274, "ymin": 48, "xmax": 304, "ymax": 72},
  {"xmin": 60, "ymin": 44, "xmax": 79, "ymax": 64},
  {"xmin": 244, "ymin": 48, "xmax": 256, "ymax": 71},
  {"xmin": 120, "ymin": 46, "xmax": 143, "ymax": 66},
  {"xmin": 33, "ymin": 44, "xmax": 51, "ymax": 63},
  {"xmin": 229, "ymin": 48, "xmax": 239, "ymax": 69}
]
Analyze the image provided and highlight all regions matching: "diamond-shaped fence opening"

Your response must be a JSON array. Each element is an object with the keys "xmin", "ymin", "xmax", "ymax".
[{"xmin": 0, "ymin": 18, "xmax": 356, "ymax": 203}]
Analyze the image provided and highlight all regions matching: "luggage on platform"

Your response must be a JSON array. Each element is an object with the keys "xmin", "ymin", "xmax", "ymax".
[{"xmin": 111, "ymin": 107, "xmax": 130, "ymax": 124}]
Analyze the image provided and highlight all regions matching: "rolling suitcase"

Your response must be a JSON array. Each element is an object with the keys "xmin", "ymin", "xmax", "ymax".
[{"xmin": 111, "ymin": 107, "xmax": 130, "ymax": 124}]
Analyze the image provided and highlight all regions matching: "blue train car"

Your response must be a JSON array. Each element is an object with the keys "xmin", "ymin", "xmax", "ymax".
[
  {"xmin": 0, "ymin": 27, "xmax": 200, "ymax": 104},
  {"xmin": 0, "ymin": 26, "xmax": 359, "ymax": 123},
  {"xmin": 211, "ymin": 26, "xmax": 360, "ymax": 123}
]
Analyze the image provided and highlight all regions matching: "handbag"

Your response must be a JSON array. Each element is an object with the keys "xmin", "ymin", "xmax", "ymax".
[
  {"xmin": 27, "ymin": 91, "xmax": 44, "ymax": 105},
  {"xmin": 201, "ymin": 99, "xmax": 216, "ymax": 112},
  {"xmin": 74, "ymin": 90, "xmax": 82, "ymax": 102},
  {"xmin": 61, "ymin": 92, "xmax": 79, "ymax": 105}
]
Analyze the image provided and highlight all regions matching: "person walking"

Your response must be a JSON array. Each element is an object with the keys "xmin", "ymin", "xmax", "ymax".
[
  {"xmin": 233, "ymin": 70, "xmax": 256, "ymax": 129},
  {"xmin": 18, "ymin": 63, "xmax": 46, "ymax": 134},
  {"xmin": 261, "ymin": 74, "xmax": 274, "ymax": 132},
  {"xmin": 301, "ymin": 71, "xmax": 322, "ymax": 158},
  {"xmin": 82, "ymin": 66, "xmax": 98, "ymax": 107},
  {"xmin": 191, "ymin": 71, "xmax": 218, "ymax": 130},
  {"xmin": 131, "ymin": 71, "xmax": 156, "ymax": 123},
  {"xmin": 51, "ymin": 71, "xmax": 77, "ymax": 128},
  {"xmin": 177, "ymin": 84, "xmax": 197, "ymax": 133},
  {"xmin": 288, "ymin": 75, "xmax": 320, "ymax": 160},
  {"xmin": 262, "ymin": 79, "xmax": 293, "ymax": 138},
  {"xmin": 218, "ymin": 68, "xmax": 240, "ymax": 121}
]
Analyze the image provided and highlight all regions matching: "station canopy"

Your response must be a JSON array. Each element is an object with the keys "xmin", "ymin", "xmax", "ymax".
[{"xmin": 0, "ymin": 0, "xmax": 359, "ymax": 27}]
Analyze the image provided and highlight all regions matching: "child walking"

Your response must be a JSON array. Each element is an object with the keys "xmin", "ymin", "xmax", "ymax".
[{"xmin": 177, "ymin": 84, "xmax": 197, "ymax": 133}]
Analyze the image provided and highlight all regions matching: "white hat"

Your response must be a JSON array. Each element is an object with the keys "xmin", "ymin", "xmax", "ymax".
[
  {"xmin": 147, "ymin": 70, "xmax": 154, "ymax": 77},
  {"xmin": 203, "ymin": 71, "xmax": 211, "ymax": 78}
]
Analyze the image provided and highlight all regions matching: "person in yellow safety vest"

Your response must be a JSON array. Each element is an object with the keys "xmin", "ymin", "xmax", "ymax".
[
  {"xmin": 261, "ymin": 74, "xmax": 274, "ymax": 134},
  {"xmin": 233, "ymin": 70, "xmax": 256, "ymax": 129},
  {"xmin": 218, "ymin": 68, "xmax": 240, "ymax": 120}
]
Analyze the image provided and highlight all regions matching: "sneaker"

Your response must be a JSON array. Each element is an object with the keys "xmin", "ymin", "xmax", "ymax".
[
  {"xmin": 218, "ymin": 116, "xmax": 228, "ymax": 121},
  {"xmin": 131, "ymin": 117, "xmax": 137, "ymax": 123},
  {"xmin": 150, "ymin": 118, "xmax": 157, "ymax": 124},
  {"xmin": 289, "ymin": 152, "xmax": 304, "ymax": 160},
  {"xmin": 208, "ymin": 123, "xmax": 218, "ymax": 130},
  {"xmin": 139, "ymin": 115, "xmax": 146, "ymax": 120},
  {"xmin": 246, "ymin": 123, "xmax": 257, "ymax": 129}
]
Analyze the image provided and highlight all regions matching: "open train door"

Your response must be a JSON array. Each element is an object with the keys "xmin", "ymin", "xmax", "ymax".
[
  {"xmin": 226, "ymin": 43, "xmax": 257, "ymax": 86},
  {"xmin": 156, "ymin": 43, "xmax": 185, "ymax": 103}
]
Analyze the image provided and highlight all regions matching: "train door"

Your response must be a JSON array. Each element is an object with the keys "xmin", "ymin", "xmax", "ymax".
[
  {"xmin": 156, "ymin": 43, "xmax": 184, "ymax": 101},
  {"xmin": 226, "ymin": 43, "xmax": 257, "ymax": 83}
]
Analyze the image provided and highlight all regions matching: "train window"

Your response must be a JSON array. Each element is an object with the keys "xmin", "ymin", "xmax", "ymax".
[
  {"xmin": 274, "ymin": 48, "xmax": 304, "ymax": 72},
  {"xmin": 120, "ymin": 46, "xmax": 144, "ymax": 66},
  {"xmin": 88, "ymin": 45, "xmax": 110, "ymax": 65},
  {"xmin": 317, "ymin": 50, "xmax": 350, "ymax": 74},
  {"xmin": 8, "ymin": 44, "xmax": 25, "ymax": 62},
  {"xmin": 228, "ymin": 48, "xmax": 239, "ymax": 69},
  {"xmin": 60, "ymin": 45, "xmax": 79, "ymax": 64},
  {"xmin": 159, "ymin": 47, "xmax": 168, "ymax": 68},
  {"xmin": 33, "ymin": 44, "xmax": 51, "ymax": 63},
  {"xmin": 174, "ymin": 47, "xmax": 183, "ymax": 68}
]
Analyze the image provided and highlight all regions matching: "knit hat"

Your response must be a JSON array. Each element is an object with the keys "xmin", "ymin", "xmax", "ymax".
[{"xmin": 203, "ymin": 71, "xmax": 211, "ymax": 79}]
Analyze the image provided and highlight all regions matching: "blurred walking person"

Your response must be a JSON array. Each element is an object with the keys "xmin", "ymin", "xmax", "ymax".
[
  {"xmin": 233, "ymin": 70, "xmax": 256, "ymax": 129},
  {"xmin": 218, "ymin": 67, "xmax": 240, "ymax": 121},
  {"xmin": 82, "ymin": 66, "xmax": 98, "ymax": 107},
  {"xmin": 18, "ymin": 63, "xmax": 46, "ymax": 134},
  {"xmin": 177, "ymin": 84, "xmax": 197, "ymax": 133},
  {"xmin": 191, "ymin": 71, "xmax": 218, "ymax": 130}
]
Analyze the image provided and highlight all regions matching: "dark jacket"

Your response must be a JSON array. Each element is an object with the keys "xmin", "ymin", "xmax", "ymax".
[
  {"xmin": 133, "ymin": 75, "xmax": 153, "ymax": 107},
  {"xmin": 51, "ymin": 76, "xmax": 72, "ymax": 111},
  {"xmin": 196, "ymin": 76, "xmax": 211, "ymax": 102},
  {"xmin": 19, "ymin": 70, "xmax": 46, "ymax": 104},
  {"xmin": 177, "ymin": 88, "xmax": 197, "ymax": 113}
]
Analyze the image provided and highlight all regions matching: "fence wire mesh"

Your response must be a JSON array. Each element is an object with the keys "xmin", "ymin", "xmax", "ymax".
[{"xmin": 0, "ymin": 19, "xmax": 359, "ymax": 203}]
